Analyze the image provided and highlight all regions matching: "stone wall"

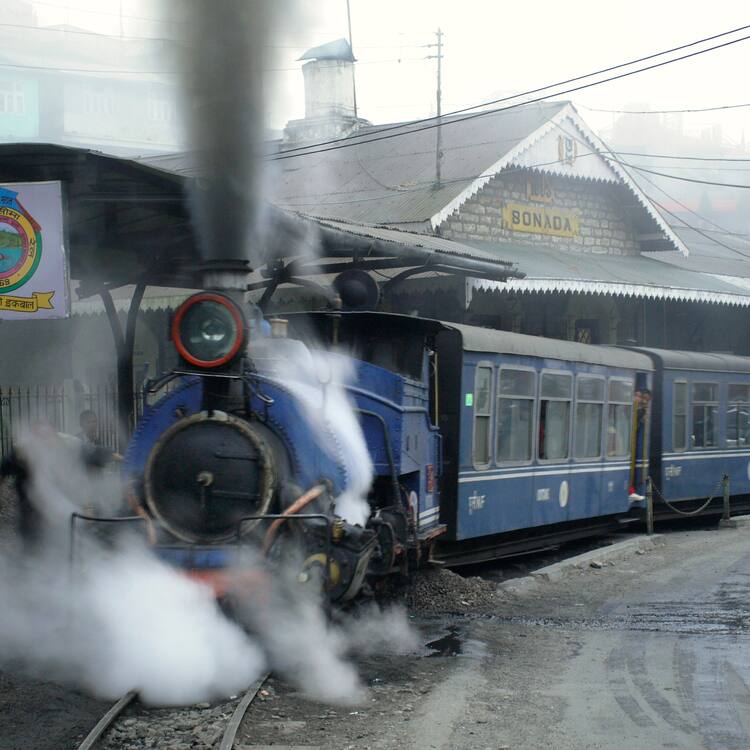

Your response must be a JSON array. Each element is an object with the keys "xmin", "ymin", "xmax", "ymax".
[{"xmin": 440, "ymin": 169, "xmax": 642, "ymax": 256}]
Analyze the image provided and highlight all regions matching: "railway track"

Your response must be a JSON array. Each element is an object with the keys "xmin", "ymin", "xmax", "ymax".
[{"xmin": 74, "ymin": 673, "xmax": 270, "ymax": 750}]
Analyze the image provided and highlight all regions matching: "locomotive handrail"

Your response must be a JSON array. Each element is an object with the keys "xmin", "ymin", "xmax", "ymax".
[{"xmin": 356, "ymin": 408, "xmax": 401, "ymax": 507}]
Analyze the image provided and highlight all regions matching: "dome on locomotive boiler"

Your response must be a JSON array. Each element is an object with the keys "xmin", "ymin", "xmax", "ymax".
[{"xmin": 144, "ymin": 411, "xmax": 277, "ymax": 543}]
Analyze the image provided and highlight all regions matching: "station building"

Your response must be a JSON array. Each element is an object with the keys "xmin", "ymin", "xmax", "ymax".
[{"xmin": 216, "ymin": 38, "xmax": 750, "ymax": 353}]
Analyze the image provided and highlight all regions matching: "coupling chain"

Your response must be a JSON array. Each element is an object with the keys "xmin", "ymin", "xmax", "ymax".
[{"xmin": 648, "ymin": 475, "xmax": 725, "ymax": 517}]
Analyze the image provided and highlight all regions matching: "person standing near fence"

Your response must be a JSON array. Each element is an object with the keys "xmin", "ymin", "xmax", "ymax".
[
  {"xmin": 0, "ymin": 446, "xmax": 41, "ymax": 553},
  {"xmin": 76, "ymin": 409, "xmax": 121, "ymax": 467}
]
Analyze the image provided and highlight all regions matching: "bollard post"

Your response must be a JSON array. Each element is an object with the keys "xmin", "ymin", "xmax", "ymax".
[
  {"xmin": 719, "ymin": 473, "xmax": 738, "ymax": 528},
  {"xmin": 646, "ymin": 477, "xmax": 654, "ymax": 536},
  {"xmin": 722, "ymin": 474, "xmax": 730, "ymax": 521}
]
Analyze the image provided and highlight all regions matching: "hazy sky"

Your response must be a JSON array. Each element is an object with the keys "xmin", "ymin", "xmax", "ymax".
[{"xmin": 31, "ymin": 0, "xmax": 750, "ymax": 143}]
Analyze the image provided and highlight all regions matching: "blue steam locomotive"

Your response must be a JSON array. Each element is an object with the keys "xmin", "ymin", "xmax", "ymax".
[{"xmin": 123, "ymin": 291, "xmax": 750, "ymax": 601}]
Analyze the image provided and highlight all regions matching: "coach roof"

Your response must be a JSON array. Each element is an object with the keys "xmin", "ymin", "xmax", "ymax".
[
  {"xmin": 627, "ymin": 348, "xmax": 750, "ymax": 374},
  {"xmin": 450, "ymin": 322, "xmax": 654, "ymax": 371}
]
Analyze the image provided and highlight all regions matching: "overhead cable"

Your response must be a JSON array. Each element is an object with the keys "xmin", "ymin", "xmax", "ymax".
[
  {"xmin": 271, "ymin": 24, "xmax": 750, "ymax": 158},
  {"xmin": 269, "ymin": 30, "xmax": 750, "ymax": 161},
  {"xmin": 579, "ymin": 101, "xmax": 750, "ymax": 115}
]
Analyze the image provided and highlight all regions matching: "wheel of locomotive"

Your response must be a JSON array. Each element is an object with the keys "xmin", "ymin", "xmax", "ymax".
[{"xmin": 144, "ymin": 410, "xmax": 277, "ymax": 543}]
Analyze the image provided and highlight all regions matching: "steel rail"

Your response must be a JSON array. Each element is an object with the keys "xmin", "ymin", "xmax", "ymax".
[
  {"xmin": 75, "ymin": 691, "xmax": 137, "ymax": 750},
  {"xmin": 219, "ymin": 673, "xmax": 271, "ymax": 750}
]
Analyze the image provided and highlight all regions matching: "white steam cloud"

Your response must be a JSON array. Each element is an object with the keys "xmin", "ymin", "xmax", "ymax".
[
  {"xmin": 0, "ymin": 436, "xmax": 414, "ymax": 706},
  {"xmin": 252, "ymin": 338, "xmax": 374, "ymax": 526}
]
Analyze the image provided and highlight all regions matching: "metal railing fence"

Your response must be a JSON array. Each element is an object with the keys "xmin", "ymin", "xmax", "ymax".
[{"xmin": 0, "ymin": 378, "xmax": 185, "ymax": 460}]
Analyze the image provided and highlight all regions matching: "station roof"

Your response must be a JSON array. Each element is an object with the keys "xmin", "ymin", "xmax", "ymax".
[
  {"xmin": 0, "ymin": 142, "xmax": 521, "ymax": 305},
  {"xmin": 466, "ymin": 241, "xmax": 750, "ymax": 308},
  {"xmin": 145, "ymin": 102, "xmax": 570, "ymax": 228}
]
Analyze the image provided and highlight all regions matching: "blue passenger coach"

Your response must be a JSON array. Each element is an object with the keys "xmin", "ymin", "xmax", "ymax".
[
  {"xmin": 434, "ymin": 325, "xmax": 654, "ymax": 561},
  {"xmin": 629, "ymin": 349, "xmax": 750, "ymax": 510}
]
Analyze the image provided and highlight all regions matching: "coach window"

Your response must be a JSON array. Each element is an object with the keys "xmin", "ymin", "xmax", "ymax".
[
  {"xmin": 673, "ymin": 381, "xmax": 687, "ymax": 451},
  {"xmin": 496, "ymin": 368, "xmax": 535, "ymax": 463},
  {"xmin": 607, "ymin": 379, "xmax": 633, "ymax": 457},
  {"xmin": 575, "ymin": 376, "xmax": 605, "ymax": 459},
  {"xmin": 727, "ymin": 384, "xmax": 750, "ymax": 448},
  {"xmin": 472, "ymin": 365, "xmax": 493, "ymax": 468},
  {"xmin": 538, "ymin": 372, "xmax": 572, "ymax": 461},
  {"xmin": 692, "ymin": 382, "xmax": 718, "ymax": 448}
]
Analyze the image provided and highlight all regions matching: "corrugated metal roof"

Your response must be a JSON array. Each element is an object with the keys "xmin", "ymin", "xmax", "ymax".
[
  {"xmin": 644, "ymin": 226, "xmax": 750, "ymax": 278},
  {"xmin": 466, "ymin": 242, "xmax": 750, "ymax": 307},
  {"xmin": 142, "ymin": 101, "xmax": 567, "ymax": 225},
  {"xmin": 141, "ymin": 101, "xmax": 686, "ymax": 256}
]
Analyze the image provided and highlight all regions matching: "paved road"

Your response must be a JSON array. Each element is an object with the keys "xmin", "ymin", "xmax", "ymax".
[
  {"xmin": 233, "ymin": 526, "xmax": 750, "ymax": 749},
  {"xmin": 418, "ymin": 527, "xmax": 750, "ymax": 750}
]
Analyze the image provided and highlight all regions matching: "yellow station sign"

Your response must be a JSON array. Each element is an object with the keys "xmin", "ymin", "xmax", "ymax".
[{"xmin": 502, "ymin": 202, "xmax": 580, "ymax": 238}]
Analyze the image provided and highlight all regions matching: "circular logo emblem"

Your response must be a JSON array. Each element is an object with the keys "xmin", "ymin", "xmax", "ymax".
[
  {"xmin": 559, "ymin": 480, "xmax": 569, "ymax": 508},
  {"xmin": 0, "ymin": 201, "xmax": 42, "ymax": 293}
]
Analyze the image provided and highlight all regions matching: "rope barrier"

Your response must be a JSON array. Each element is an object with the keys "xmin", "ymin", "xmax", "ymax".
[{"xmin": 649, "ymin": 475, "xmax": 725, "ymax": 517}]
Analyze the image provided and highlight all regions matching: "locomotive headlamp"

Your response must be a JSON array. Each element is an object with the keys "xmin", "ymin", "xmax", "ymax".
[{"xmin": 172, "ymin": 292, "xmax": 246, "ymax": 368}]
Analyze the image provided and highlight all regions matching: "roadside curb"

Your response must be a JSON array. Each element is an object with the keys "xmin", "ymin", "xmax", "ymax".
[
  {"xmin": 723, "ymin": 513, "xmax": 750, "ymax": 528},
  {"xmin": 499, "ymin": 534, "xmax": 663, "ymax": 593}
]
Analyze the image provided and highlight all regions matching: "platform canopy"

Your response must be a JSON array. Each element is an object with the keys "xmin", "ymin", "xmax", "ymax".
[{"xmin": 0, "ymin": 142, "xmax": 522, "ymax": 302}]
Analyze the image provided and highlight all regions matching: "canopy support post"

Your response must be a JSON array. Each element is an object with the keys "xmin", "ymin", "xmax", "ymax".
[{"xmin": 100, "ymin": 283, "xmax": 146, "ymax": 451}]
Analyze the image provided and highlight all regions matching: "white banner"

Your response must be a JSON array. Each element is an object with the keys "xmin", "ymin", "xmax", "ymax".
[{"xmin": 0, "ymin": 181, "xmax": 69, "ymax": 320}]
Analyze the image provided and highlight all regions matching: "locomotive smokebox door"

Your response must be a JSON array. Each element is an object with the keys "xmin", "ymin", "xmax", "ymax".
[{"xmin": 145, "ymin": 411, "xmax": 275, "ymax": 543}]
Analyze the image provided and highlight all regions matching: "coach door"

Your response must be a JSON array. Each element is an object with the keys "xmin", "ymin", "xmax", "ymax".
[
  {"xmin": 534, "ymin": 370, "xmax": 573, "ymax": 527},
  {"xmin": 569, "ymin": 374, "xmax": 606, "ymax": 521}
]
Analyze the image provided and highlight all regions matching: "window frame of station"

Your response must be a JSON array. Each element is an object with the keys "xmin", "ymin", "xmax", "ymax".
[
  {"xmin": 726, "ymin": 381, "xmax": 750, "ymax": 450},
  {"xmin": 573, "ymin": 373, "xmax": 606, "ymax": 462},
  {"xmin": 471, "ymin": 360, "xmax": 495, "ymax": 471},
  {"xmin": 495, "ymin": 364, "xmax": 537, "ymax": 467},
  {"xmin": 605, "ymin": 376, "xmax": 634, "ymax": 461},
  {"xmin": 690, "ymin": 380, "xmax": 720, "ymax": 450},
  {"xmin": 537, "ymin": 368, "xmax": 574, "ymax": 464}
]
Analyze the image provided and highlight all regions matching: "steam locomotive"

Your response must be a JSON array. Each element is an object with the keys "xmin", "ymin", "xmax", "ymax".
[{"xmin": 124, "ymin": 285, "xmax": 750, "ymax": 603}]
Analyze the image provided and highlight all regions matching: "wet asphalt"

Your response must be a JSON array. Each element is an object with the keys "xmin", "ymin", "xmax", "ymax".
[{"xmin": 418, "ymin": 527, "xmax": 750, "ymax": 750}]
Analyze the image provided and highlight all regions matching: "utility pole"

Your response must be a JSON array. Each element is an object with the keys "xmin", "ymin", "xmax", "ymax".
[
  {"xmin": 346, "ymin": 0, "xmax": 358, "ymax": 120},
  {"xmin": 426, "ymin": 28, "xmax": 444, "ymax": 187}
]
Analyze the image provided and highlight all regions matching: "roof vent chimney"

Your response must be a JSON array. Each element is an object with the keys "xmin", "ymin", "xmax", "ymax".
[{"xmin": 282, "ymin": 39, "xmax": 370, "ymax": 145}]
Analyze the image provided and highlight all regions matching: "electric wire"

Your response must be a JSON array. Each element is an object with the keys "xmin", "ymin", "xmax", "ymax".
[
  {"xmin": 647, "ymin": 197, "xmax": 750, "ymax": 261},
  {"xmin": 639, "ymin": 171, "xmax": 748, "ymax": 237},
  {"xmin": 618, "ymin": 161, "xmax": 750, "ymax": 189},
  {"xmin": 271, "ymin": 24, "xmax": 750, "ymax": 158},
  {"xmin": 579, "ymin": 101, "xmax": 750, "ymax": 115},
  {"xmin": 269, "ymin": 32, "xmax": 750, "ymax": 161},
  {"xmin": 0, "ymin": 54, "xmax": 426, "ymax": 76},
  {"xmin": 550, "ymin": 120, "xmax": 750, "ymax": 256},
  {"xmin": 615, "ymin": 151, "xmax": 750, "ymax": 163}
]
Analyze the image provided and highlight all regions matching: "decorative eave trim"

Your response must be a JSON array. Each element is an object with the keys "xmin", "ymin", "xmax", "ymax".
[
  {"xmin": 429, "ymin": 112, "xmax": 568, "ymax": 230},
  {"xmin": 429, "ymin": 103, "xmax": 689, "ymax": 258},
  {"xmin": 560, "ymin": 106, "xmax": 689, "ymax": 257},
  {"xmin": 467, "ymin": 277, "xmax": 750, "ymax": 308}
]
